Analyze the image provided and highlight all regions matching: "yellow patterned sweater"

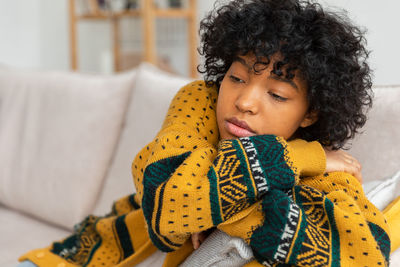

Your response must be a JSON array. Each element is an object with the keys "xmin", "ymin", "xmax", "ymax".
[{"xmin": 20, "ymin": 81, "xmax": 391, "ymax": 267}]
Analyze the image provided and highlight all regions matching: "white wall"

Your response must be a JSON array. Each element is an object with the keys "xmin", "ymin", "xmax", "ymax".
[
  {"xmin": 0, "ymin": 0, "xmax": 42, "ymax": 69},
  {"xmin": 0, "ymin": 0, "xmax": 399, "ymax": 85},
  {"xmin": 37, "ymin": 0, "xmax": 70, "ymax": 71},
  {"xmin": 320, "ymin": 0, "xmax": 400, "ymax": 85}
]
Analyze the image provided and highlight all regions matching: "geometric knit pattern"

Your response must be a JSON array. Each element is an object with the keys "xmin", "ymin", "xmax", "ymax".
[
  {"xmin": 208, "ymin": 136, "xmax": 297, "ymax": 225},
  {"xmin": 250, "ymin": 186, "xmax": 333, "ymax": 267},
  {"xmin": 51, "ymin": 215, "xmax": 100, "ymax": 265},
  {"xmin": 247, "ymin": 177, "xmax": 390, "ymax": 267},
  {"xmin": 208, "ymin": 139, "xmax": 256, "ymax": 224},
  {"xmin": 245, "ymin": 135, "xmax": 297, "ymax": 191},
  {"xmin": 292, "ymin": 185, "xmax": 334, "ymax": 266},
  {"xmin": 239, "ymin": 137, "xmax": 270, "ymax": 195},
  {"xmin": 249, "ymin": 189, "xmax": 301, "ymax": 265},
  {"xmin": 299, "ymin": 172, "xmax": 391, "ymax": 267},
  {"xmin": 50, "ymin": 194, "xmax": 141, "ymax": 266}
]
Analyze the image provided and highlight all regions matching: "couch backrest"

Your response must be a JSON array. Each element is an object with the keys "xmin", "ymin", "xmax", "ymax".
[
  {"xmin": 0, "ymin": 67, "xmax": 136, "ymax": 229},
  {"xmin": 348, "ymin": 86, "xmax": 400, "ymax": 182}
]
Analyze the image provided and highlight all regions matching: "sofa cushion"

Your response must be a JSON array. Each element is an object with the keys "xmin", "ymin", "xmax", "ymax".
[
  {"xmin": 93, "ymin": 63, "xmax": 192, "ymax": 215},
  {"xmin": 0, "ymin": 68, "xmax": 136, "ymax": 229},
  {"xmin": 348, "ymin": 86, "xmax": 400, "ymax": 182},
  {"xmin": 0, "ymin": 204, "xmax": 71, "ymax": 266},
  {"xmin": 363, "ymin": 170, "xmax": 400, "ymax": 211}
]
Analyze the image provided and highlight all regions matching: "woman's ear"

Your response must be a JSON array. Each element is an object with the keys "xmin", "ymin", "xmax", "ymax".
[{"xmin": 300, "ymin": 110, "xmax": 318, "ymax": 128}]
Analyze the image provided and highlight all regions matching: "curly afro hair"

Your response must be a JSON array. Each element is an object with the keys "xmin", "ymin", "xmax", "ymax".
[{"xmin": 198, "ymin": 0, "xmax": 373, "ymax": 150}]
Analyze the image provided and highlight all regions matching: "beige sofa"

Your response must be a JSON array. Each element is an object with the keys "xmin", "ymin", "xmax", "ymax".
[{"xmin": 0, "ymin": 63, "xmax": 399, "ymax": 266}]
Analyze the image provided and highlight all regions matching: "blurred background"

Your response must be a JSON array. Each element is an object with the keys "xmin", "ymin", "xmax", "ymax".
[{"xmin": 0, "ymin": 0, "xmax": 399, "ymax": 84}]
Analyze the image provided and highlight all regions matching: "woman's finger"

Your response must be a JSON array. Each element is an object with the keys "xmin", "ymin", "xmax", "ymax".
[
  {"xmin": 345, "ymin": 162, "xmax": 363, "ymax": 184},
  {"xmin": 191, "ymin": 233, "xmax": 200, "ymax": 249}
]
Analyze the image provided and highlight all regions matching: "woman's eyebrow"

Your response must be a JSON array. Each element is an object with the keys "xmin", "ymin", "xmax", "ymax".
[
  {"xmin": 268, "ymin": 75, "xmax": 299, "ymax": 91},
  {"xmin": 234, "ymin": 57, "xmax": 299, "ymax": 91},
  {"xmin": 234, "ymin": 57, "xmax": 252, "ymax": 71}
]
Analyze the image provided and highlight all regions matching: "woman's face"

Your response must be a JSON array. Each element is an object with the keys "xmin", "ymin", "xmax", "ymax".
[{"xmin": 216, "ymin": 54, "xmax": 317, "ymax": 140}]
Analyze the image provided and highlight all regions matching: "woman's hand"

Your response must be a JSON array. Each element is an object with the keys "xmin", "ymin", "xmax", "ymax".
[
  {"xmin": 324, "ymin": 147, "xmax": 363, "ymax": 183},
  {"xmin": 191, "ymin": 231, "xmax": 208, "ymax": 249}
]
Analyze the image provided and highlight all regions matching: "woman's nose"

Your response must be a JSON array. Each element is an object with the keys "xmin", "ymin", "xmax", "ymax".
[{"xmin": 234, "ymin": 86, "xmax": 260, "ymax": 114}]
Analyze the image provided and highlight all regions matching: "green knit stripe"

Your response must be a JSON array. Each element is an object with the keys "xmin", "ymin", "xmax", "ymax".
[
  {"xmin": 208, "ymin": 166, "xmax": 223, "ymax": 225},
  {"xmin": 115, "ymin": 214, "xmax": 134, "ymax": 259},
  {"xmin": 128, "ymin": 194, "xmax": 140, "ymax": 210},
  {"xmin": 248, "ymin": 135, "xmax": 296, "ymax": 191},
  {"xmin": 287, "ymin": 206, "xmax": 307, "ymax": 263},
  {"xmin": 51, "ymin": 235, "xmax": 78, "ymax": 255},
  {"xmin": 287, "ymin": 186, "xmax": 307, "ymax": 263},
  {"xmin": 325, "ymin": 198, "xmax": 340, "ymax": 267},
  {"xmin": 367, "ymin": 221, "xmax": 391, "ymax": 263},
  {"xmin": 154, "ymin": 181, "xmax": 182, "ymax": 249},
  {"xmin": 142, "ymin": 152, "xmax": 191, "ymax": 251},
  {"xmin": 249, "ymin": 189, "xmax": 294, "ymax": 263}
]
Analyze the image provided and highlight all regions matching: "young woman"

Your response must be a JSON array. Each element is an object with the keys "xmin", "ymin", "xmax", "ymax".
[{"xmin": 19, "ymin": 1, "xmax": 390, "ymax": 266}]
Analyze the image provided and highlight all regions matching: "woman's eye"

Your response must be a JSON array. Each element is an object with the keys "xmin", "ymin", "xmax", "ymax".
[
  {"xmin": 229, "ymin": 75, "xmax": 244, "ymax": 83},
  {"xmin": 269, "ymin": 92, "xmax": 288, "ymax": 102}
]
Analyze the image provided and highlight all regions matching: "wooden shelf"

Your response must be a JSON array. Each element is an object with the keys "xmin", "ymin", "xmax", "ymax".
[
  {"xmin": 154, "ymin": 8, "xmax": 193, "ymax": 18},
  {"xmin": 78, "ymin": 10, "xmax": 142, "ymax": 19},
  {"xmin": 77, "ymin": 8, "xmax": 193, "ymax": 19},
  {"xmin": 69, "ymin": 0, "xmax": 198, "ymax": 77}
]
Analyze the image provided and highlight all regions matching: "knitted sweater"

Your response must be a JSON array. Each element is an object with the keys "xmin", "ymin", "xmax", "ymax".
[{"xmin": 20, "ymin": 81, "xmax": 391, "ymax": 267}]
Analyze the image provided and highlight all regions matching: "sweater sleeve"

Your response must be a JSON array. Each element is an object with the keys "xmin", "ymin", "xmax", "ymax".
[
  {"xmin": 206, "ymin": 135, "xmax": 325, "ymax": 226},
  {"xmin": 218, "ymin": 172, "xmax": 391, "ymax": 266},
  {"xmin": 132, "ymin": 81, "xmax": 326, "ymax": 252}
]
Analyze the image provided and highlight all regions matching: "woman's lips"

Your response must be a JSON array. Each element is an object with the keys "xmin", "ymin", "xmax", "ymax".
[{"xmin": 225, "ymin": 118, "xmax": 256, "ymax": 138}]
